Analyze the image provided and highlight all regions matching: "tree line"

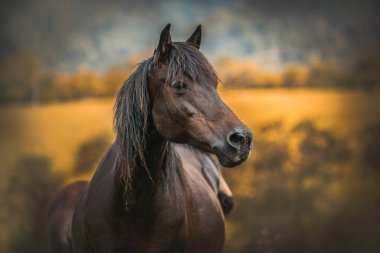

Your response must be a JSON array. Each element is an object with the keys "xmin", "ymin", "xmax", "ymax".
[{"xmin": 1, "ymin": 49, "xmax": 379, "ymax": 105}]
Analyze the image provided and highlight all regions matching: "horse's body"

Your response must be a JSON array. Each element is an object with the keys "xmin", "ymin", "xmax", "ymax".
[
  {"xmin": 49, "ymin": 181, "xmax": 88, "ymax": 253},
  {"xmin": 49, "ymin": 24, "xmax": 252, "ymax": 253},
  {"xmin": 74, "ymin": 143, "xmax": 226, "ymax": 253},
  {"xmin": 49, "ymin": 144, "xmax": 234, "ymax": 253}
]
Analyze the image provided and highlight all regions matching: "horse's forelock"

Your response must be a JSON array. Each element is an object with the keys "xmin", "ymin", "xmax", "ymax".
[{"xmin": 167, "ymin": 42, "xmax": 219, "ymax": 86}]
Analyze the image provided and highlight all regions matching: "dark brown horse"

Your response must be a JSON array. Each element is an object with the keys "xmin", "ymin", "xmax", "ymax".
[
  {"xmin": 48, "ymin": 145, "xmax": 235, "ymax": 253},
  {"xmin": 48, "ymin": 24, "xmax": 252, "ymax": 253}
]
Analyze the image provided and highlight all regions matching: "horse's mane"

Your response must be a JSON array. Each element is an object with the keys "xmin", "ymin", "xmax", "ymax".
[{"xmin": 114, "ymin": 42, "xmax": 219, "ymax": 193}]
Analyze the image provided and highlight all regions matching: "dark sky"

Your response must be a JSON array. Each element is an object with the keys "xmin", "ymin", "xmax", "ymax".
[{"xmin": 1, "ymin": 0, "xmax": 379, "ymax": 72}]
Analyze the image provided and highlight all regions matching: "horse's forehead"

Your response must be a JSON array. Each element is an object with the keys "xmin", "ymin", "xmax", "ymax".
[{"xmin": 153, "ymin": 46, "xmax": 218, "ymax": 86}]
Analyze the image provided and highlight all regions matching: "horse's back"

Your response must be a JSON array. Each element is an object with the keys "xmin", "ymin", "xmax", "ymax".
[{"xmin": 48, "ymin": 181, "xmax": 88, "ymax": 253}]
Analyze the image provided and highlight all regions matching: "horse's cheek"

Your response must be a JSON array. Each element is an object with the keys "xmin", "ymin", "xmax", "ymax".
[{"xmin": 152, "ymin": 102, "xmax": 179, "ymax": 139}]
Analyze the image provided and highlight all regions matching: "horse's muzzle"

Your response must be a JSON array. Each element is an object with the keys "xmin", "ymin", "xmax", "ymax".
[
  {"xmin": 212, "ymin": 128, "xmax": 253, "ymax": 167},
  {"xmin": 213, "ymin": 143, "xmax": 252, "ymax": 168}
]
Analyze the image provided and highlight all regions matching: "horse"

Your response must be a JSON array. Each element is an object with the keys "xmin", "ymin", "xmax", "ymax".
[
  {"xmin": 48, "ymin": 24, "xmax": 252, "ymax": 253},
  {"xmin": 48, "ymin": 145, "xmax": 235, "ymax": 253}
]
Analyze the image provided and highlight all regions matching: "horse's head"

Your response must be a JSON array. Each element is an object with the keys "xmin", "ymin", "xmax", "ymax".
[{"xmin": 149, "ymin": 24, "xmax": 253, "ymax": 167}]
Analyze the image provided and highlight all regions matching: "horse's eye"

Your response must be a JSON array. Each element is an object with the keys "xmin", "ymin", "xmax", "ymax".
[{"xmin": 172, "ymin": 81, "xmax": 188, "ymax": 95}]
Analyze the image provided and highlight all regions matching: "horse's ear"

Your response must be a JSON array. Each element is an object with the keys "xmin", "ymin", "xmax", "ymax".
[
  {"xmin": 186, "ymin": 25, "xmax": 202, "ymax": 49},
  {"xmin": 154, "ymin": 23, "xmax": 172, "ymax": 62}
]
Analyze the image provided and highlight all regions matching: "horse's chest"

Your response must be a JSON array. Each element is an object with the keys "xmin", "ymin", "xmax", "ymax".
[
  {"xmin": 149, "ymin": 176, "xmax": 225, "ymax": 252},
  {"xmin": 181, "ymin": 200, "xmax": 225, "ymax": 253},
  {"xmin": 112, "ymin": 197, "xmax": 224, "ymax": 253},
  {"xmin": 114, "ymin": 181, "xmax": 225, "ymax": 252},
  {"xmin": 76, "ymin": 168, "xmax": 225, "ymax": 253}
]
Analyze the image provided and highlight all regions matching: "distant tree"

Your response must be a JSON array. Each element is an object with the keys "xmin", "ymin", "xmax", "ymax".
[
  {"xmin": 103, "ymin": 65, "xmax": 130, "ymax": 96},
  {"xmin": 2, "ymin": 155, "xmax": 63, "ymax": 253},
  {"xmin": 282, "ymin": 65, "xmax": 307, "ymax": 88},
  {"xmin": 348, "ymin": 52, "xmax": 380, "ymax": 90},
  {"xmin": 306, "ymin": 60, "xmax": 346, "ymax": 88},
  {"xmin": 0, "ymin": 50, "xmax": 43, "ymax": 104},
  {"xmin": 361, "ymin": 124, "xmax": 380, "ymax": 173},
  {"xmin": 73, "ymin": 135, "xmax": 111, "ymax": 175}
]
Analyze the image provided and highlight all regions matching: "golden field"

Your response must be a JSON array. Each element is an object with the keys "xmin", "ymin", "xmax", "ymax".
[
  {"xmin": 1, "ymin": 88, "xmax": 380, "ymax": 253},
  {"xmin": 1, "ymin": 89, "xmax": 379, "ymax": 173}
]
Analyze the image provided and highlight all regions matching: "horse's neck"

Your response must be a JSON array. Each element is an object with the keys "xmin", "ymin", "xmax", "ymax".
[
  {"xmin": 116, "ymin": 133, "xmax": 173, "ymax": 213},
  {"xmin": 144, "ymin": 135, "xmax": 169, "ymax": 182}
]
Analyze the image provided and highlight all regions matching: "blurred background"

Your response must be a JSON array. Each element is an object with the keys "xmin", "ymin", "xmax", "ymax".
[{"xmin": 1, "ymin": 0, "xmax": 380, "ymax": 253}]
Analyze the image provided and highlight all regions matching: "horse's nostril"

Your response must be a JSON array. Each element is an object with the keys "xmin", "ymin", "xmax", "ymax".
[{"xmin": 227, "ymin": 132, "xmax": 246, "ymax": 149}]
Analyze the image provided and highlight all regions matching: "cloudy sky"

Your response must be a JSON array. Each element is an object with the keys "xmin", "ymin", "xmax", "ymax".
[{"xmin": 1, "ymin": 0, "xmax": 379, "ymax": 72}]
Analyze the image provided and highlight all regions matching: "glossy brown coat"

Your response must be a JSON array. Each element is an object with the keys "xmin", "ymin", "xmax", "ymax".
[{"xmin": 48, "ymin": 24, "xmax": 252, "ymax": 253}]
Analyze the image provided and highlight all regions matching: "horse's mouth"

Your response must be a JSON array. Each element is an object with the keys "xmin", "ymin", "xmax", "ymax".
[
  {"xmin": 212, "ymin": 147, "xmax": 251, "ymax": 168},
  {"xmin": 185, "ymin": 138, "xmax": 252, "ymax": 167}
]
